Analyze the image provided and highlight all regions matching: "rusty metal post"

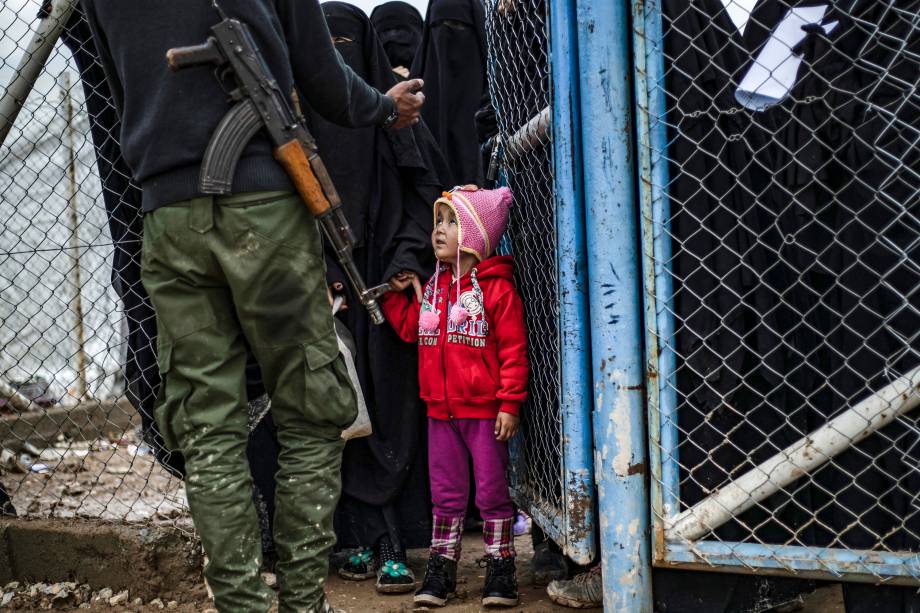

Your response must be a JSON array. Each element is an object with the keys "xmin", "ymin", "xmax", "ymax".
[
  {"xmin": 548, "ymin": 0, "xmax": 595, "ymax": 565},
  {"xmin": 62, "ymin": 72, "xmax": 88, "ymax": 400},
  {"xmin": 576, "ymin": 0, "xmax": 652, "ymax": 609},
  {"xmin": 632, "ymin": 0, "xmax": 678, "ymax": 560}
]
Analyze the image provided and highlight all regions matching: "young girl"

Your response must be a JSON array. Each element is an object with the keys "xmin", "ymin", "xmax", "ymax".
[{"xmin": 383, "ymin": 185, "xmax": 528, "ymax": 608}]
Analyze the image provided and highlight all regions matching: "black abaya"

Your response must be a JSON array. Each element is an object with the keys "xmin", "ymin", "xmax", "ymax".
[
  {"xmin": 410, "ymin": 0, "xmax": 487, "ymax": 187},
  {"xmin": 308, "ymin": 1, "xmax": 449, "ymax": 550}
]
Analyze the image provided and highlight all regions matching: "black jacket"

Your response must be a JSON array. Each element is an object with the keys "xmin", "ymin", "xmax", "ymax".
[{"xmin": 81, "ymin": 0, "xmax": 397, "ymax": 211}]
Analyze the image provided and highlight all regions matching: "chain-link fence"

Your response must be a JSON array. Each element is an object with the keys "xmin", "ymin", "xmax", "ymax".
[
  {"xmin": 639, "ymin": 0, "xmax": 920, "ymax": 581},
  {"xmin": 1, "ymin": 2, "xmax": 189, "ymax": 526},
  {"xmin": 483, "ymin": 0, "xmax": 565, "ymax": 531}
]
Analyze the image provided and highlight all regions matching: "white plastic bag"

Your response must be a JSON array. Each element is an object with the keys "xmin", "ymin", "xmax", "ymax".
[{"xmin": 333, "ymin": 297, "xmax": 372, "ymax": 440}]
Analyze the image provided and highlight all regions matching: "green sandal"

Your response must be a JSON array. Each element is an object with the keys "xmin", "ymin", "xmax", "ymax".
[
  {"xmin": 376, "ymin": 559, "xmax": 416, "ymax": 594},
  {"xmin": 338, "ymin": 549, "xmax": 378, "ymax": 581}
]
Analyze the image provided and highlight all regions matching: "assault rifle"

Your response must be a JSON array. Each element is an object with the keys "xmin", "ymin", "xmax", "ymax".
[{"xmin": 165, "ymin": 1, "xmax": 390, "ymax": 324}]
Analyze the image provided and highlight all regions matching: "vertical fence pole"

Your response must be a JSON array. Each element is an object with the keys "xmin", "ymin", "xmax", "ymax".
[
  {"xmin": 576, "ymin": 0, "xmax": 652, "ymax": 610},
  {"xmin": 62, "ymin": 72, "xmax": 88, "ymax": 400},
  {"xmin": 549, "ymin": 0, "xmax": 595, "ymax": 565},
  {"xmin": 633, "ymin": 0, "xmax": 677, "ymax": 558}
]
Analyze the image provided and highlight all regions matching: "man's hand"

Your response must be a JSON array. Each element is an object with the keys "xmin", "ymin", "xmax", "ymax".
[
  {"xmin": 389, "ymin": 271, "xmax": 423, "ymax": 302},
  {"xmin": 385, "ymin": 79, "xmax": 425, "ymax": 129},
  {"xmin": 494, "ymin": 412, "xmax": 520, "ymax": 442}
]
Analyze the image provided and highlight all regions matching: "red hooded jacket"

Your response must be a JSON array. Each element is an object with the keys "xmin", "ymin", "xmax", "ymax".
[{"xmin": 381, "ymin": 255, "xmax": 529, "ymax": 420}]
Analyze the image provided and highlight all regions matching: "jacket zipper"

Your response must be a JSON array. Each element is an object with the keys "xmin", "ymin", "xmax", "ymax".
[{"xmin": 440, "ymin": 282, "xmax": 451, "ymax": 419}]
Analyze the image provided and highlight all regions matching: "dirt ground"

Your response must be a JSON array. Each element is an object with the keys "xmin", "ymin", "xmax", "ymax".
[
  {"xmin": 0, "ymin": 432, "xmax": 849, "ymax": 612},
  {"xmin": 1, "ymin": 432, "xmax": 188, "ymax": 525},
  {"xmin": 325, "ymin": 534, "xmax": 575, "ymax": 612},
  {"xmin": 1, "ymin": 530, "xmax": 847, "ymax": 612}
]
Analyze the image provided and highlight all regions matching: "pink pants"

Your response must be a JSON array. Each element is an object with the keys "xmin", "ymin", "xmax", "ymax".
[
  {"xmin": 427, "ymin": 418, "xmax": 516, "ymax": 560},
  {"xmin": 428, "ymin": 417, "xmax": 514, "ymax": 519}
]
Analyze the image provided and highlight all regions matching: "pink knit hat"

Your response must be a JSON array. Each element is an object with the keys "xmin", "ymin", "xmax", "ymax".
[
  {"xmin": 418, "ymin": 185, "xmax": 514, "ymax": 332},
  {"xmin": 434, "ymin": 185, "xmax": 514, "ymax": 261}
]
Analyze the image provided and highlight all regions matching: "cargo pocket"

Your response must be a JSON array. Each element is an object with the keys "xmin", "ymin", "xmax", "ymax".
[
  {"xmin": 302, "ymin": 331, "xmax": 359, "ymax": 432},
  {"xmin": 153, "ymin": 341, "xmax": 182, "ymax": 452}
]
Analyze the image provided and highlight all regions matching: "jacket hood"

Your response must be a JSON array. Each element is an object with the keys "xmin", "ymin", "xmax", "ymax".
[{"xmin": 470, "ymin": 255, "xmax": 514, "ymax": 281}]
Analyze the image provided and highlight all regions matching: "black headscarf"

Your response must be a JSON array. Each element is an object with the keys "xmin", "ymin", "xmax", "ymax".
[
  {"xmin": 410, "ymin": 0, "xmax": 487, "ymax": 187},
  {"xmin": 309, "ymin": 1, "xmax": 448, "ymax": 549},
  {"xmin": 370, "ymin": 1, "xmax": 423, "ymax": 73}
]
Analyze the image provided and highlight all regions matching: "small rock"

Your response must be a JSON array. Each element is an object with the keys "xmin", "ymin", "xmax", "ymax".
[
  {"xmin": 167, "ymin": 600, "xmax": 179, "ymax": 609},
  {"xmin": 1, "ymin": 592, "xmax": 13, "ymax": 607},
  {"xmin": 109, "ymin": 589, "xmax": 129, "ymax": 606},
  {"xmin": 132, "ymin": 597, "xmax": 144, "ymax": 605},
  {"xmin": 3, "ymin": 581, "xmax": 19, "ymax": 591},
  {"xmin": 74, "ymin": 585, "xmax": 91, "ymax": 604},
  {"xmin": 150, "ymin": 598, "xmax": 165, "ymax": 609},
  {"xmin": 79, "ymin": 604, "xmax": 91, "ymax": 609},
  {"xmin": 97, "ymin": 587, "xmax": 113, "ymax": 601},
  {"xmin": 203, "ymin": 609, "xmax": 218, "ymax": 613},
  {"xmin": 61, "ymin": 582, "xmax": 77, "ymax": 591},
  {"xmin": 51, "ymin": 591, "xmax": 75, "ymax": 609},
  {"xmin": 261, "ymin": 572, "xmax": 277, "ymax": 588}
]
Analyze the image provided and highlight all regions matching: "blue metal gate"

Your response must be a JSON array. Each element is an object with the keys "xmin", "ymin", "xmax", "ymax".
[
  {"xmin": 483, "ymin": 0, "xmax": 596, "ymax": 564},
  {"xmin": 636, "ymin": 0, "xmax": 920, "ymax": 593}
]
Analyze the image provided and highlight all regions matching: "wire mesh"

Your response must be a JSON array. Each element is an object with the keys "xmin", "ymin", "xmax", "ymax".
[
  {"xmin": 642, "ymin": 0, "xmax": 920, "ymax": 579},
  {"xmin": 0, "ymin": 2, "xmax": 188, "ymax": 527},
  {"xmin": 484, "ymin": 0, "xmax": 564, "ymax": 527}
]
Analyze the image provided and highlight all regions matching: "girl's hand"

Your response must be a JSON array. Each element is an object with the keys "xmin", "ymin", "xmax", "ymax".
[
  {"xmin": 494, "ymin": 412, "xmax": 520, "ymax": 441},
  {"xmin": 389, "ymin": 271, "xmax": 423, "ymax": 302}
]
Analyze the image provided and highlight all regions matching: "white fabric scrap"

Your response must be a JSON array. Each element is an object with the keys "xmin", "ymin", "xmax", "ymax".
[
  {"xmin": 720, "ymin": 0, "xmax": 759, "ymax": 36},
  {"xmin": 735, "ymin": 5, "xmax": 839, "ymax": 111}
]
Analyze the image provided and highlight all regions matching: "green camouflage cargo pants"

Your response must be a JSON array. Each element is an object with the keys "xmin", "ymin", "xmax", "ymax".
[{"xmin": 141, "ymin": 191, "xmax": 357, "ymax": 612}]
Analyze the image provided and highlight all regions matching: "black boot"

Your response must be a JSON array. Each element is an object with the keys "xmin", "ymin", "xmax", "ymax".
[
  {"xmin": 414, "ymin": 554, "xmax": 457, "ymax": 607},
  {"xmin": 482, "ymin": 555, "xmax": 519, "ymax": 607},
  {"xmin": 532, "ymin": 541, "xmax": 568, "ymax": 586},
  {"xmin": 376, "ymin": 537, "xmax": 416, "ymax": 594}
]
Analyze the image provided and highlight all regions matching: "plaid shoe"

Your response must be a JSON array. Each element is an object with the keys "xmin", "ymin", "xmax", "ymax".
[
  {"xmin": 547, "ymin": 566, "xmax": 603, "ymax": 609},
  {"xmin": 376, "ymin": 538, "xmax": 416, "ymax": 594},
  {"xmin": 338, "ymin": 548, "xmax": 377, "ymax": 581}
]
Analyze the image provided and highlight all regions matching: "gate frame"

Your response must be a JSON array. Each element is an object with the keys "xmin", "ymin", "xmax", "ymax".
[
  {"xmin": 632, "ymin": 0, "xmax": 920, "ymax": 586},
  {"xmin": 546, "ymin": 0, "xmax": 596, "ymax": 567},
  {"xmin": 487, "ymin": 0, "xmax": 598, "ymax": 566},
  {"xmin": 576, "ymin": 0, "xmax": 653, "ymax": 610}
]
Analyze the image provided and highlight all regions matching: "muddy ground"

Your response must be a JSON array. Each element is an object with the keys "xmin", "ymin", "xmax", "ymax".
[
  {"xmin": 0, "ymin": 433, "xmax": 846, "ymax": 612},
  {"xmin": 1, "ymin": 531, "xmax": 845, "ymax": 612},
  {"xmin": 1, "ymin": 432, "xmax": 188, "ymax": 525}
]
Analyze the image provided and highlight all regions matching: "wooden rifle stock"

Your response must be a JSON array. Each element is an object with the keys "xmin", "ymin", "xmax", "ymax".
[{"xmin": 273, "ymin": 140, "xmax": 331, "ymax": 217}]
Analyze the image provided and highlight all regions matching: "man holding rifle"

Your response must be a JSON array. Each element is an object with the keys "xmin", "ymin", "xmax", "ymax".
[{"xmin": 79, "ymin": 1, "xmax": 424, "ymax": 611}]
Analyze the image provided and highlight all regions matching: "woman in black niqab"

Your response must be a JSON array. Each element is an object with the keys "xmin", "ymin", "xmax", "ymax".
[
  {"xmin": 370, "ymin": 1, "xmax": 423, "ymax": 78},
  {"xmin": 410, "ymin": 0, "xmax": 487, "ymax": 187},
  {"xmin": 307, "ymin": 1, "xmax": 448, "ymax": 595}
]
